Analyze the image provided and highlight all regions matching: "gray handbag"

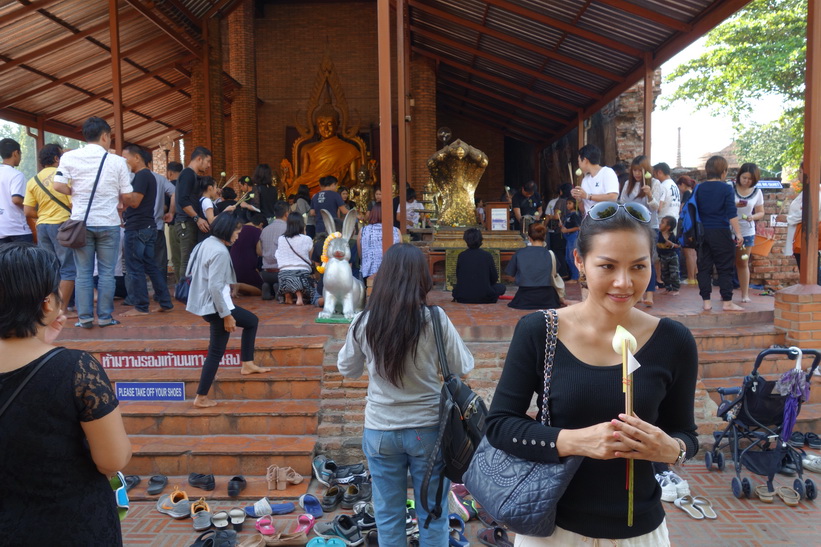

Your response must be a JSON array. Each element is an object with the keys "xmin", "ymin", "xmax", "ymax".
[{"xmin": 463, "ymin": 308, "xmax": 583, "ymax": 537}]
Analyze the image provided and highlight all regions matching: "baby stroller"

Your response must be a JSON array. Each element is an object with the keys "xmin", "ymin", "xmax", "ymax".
[{"xmin": 704, "ymin": 346, "xmax": 820, "ymax": 501}]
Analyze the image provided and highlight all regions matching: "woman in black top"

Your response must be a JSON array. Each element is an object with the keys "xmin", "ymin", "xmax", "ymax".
[
  {"xmin": 504, "ymin": 223, "xmax": 561, "ymax": 309},
  {"xmin": 253, "ymin": 163, "xmax": 280, "ymax": 221},
  {"xmin": 0, "ymin": 244, "xmax": 132, "ymax": 545},
  {"xmin": 452, "ymin": 228, "xmax": 506, "ymax": 303},
  {"xmin": 486, "ymin": 202, "xmax": 698, "ymax": 544}
]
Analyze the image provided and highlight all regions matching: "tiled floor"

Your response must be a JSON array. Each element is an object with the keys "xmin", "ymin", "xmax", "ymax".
[{"xmin": 123, "ymin": 456, "xmax": 820, "ymax": 546}]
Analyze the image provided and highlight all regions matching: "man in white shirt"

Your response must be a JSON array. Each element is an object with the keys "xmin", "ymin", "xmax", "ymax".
[
  {"xmin": 571, "ymin": 144, "xmax": 619, "ymax": 215},
  {"xmin": 0, "ymin": 138, "xmax": 33, "ymax": 243},
  {"xmin": 54, "ymin": 117, "xmax": 134, "ymax": 328},
  {"xmin": 653, "ymin": 162, "xmax": 681, "ymax": 219}
]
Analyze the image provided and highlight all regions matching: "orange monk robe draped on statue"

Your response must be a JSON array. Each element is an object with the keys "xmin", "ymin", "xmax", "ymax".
[{"xmin": 292, "ymin": 136, "xmax": 360, "ymax": 195}]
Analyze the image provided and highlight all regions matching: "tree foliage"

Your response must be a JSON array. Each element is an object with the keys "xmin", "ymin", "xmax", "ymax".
[
  {"xmin": 735, "ymin": 119, "xmax": 793, "ymax": 175},
  {"xmin": 664, "ymin": 0, "xmax": 806, "ymax": 168},
  {"xmin": 1, "ymin": 121, "xmax": 85, "ymax": 180}
]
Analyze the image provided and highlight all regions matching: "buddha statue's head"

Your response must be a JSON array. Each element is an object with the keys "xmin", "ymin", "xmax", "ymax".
[
  {"xmin": 357, "ymin": 165, "xmax": 368, "ymax": 184},
  {"xmin": 314, "ymin": 102, "xmax": 340, "ymax": 139}
]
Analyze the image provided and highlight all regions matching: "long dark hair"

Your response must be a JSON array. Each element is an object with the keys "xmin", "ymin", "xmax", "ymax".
[
  {"xmin": 285, "ymin": 212, "xmax": 305, "ymax": 238},
  {"xmin": 253, "ymin": 164, "xmax": 273, "ymax": 187},
  {"xmin": 353, "ymin": 244, "xmax": 433, "ymax": 387},
  {"xmin": 296, "ymin": 184, "xmax": 311, "ymax": 203}
]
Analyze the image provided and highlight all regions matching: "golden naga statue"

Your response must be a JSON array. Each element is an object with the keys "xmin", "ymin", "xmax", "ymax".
[
  {"xmin": 427, "ymin": 139, "xmax": 488, "ymax": 226},
  {"xmin": 288, "ymin": 52, "xmax": 367, "ymax": 196}
]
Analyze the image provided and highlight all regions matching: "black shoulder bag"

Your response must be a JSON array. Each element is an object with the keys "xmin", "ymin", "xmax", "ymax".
[
  {"xmin": 420, "ymin": 305, "xmax": 488, "ymax": 529},
  {"xmin": 33, "ymin": 174, "xmax": 72, "ymax": 214},
  {"xmin": 57, "ymin": 153, "xmax": 108, "ymax": 248},
  {"xmin": 0, "ymin": 348, "xmax": 66, "ymax": 420}
]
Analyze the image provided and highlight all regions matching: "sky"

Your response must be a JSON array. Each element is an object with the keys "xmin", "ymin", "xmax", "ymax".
[{"xmin": 651, "ymin": 37, "xmax": 783, "ymax": 168}]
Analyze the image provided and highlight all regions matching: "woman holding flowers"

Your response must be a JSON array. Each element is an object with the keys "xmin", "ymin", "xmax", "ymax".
[{"xmin": 486, "ymin": 200, "xmax": 698, "ymax": 545}]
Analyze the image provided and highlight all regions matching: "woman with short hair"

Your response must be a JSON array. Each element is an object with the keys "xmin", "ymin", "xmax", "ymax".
[{"xmin": 0, "ymin": 243, "xmax": 131, "ymax": 545}]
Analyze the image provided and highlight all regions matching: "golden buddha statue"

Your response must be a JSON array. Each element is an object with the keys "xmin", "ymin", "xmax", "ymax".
[
  {"xmin": 289, "ymin": 103, "xmax": 361, "ymax": 195},
  {"xmin": 350, "ymin": 165, "xmax": 373, "ymax": 215}
]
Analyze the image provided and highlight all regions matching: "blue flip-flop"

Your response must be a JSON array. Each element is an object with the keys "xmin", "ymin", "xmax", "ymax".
[
  {"xmin": 306, "ymin": 539, "xmax": 327, "ymax": 547},
  {"xmin": 299, "ymin": 494, "xmax": 324, "ymax": 519},
  {"xmin": 244, "ymin": 497, "xmax": 295, "ymax": 517}
]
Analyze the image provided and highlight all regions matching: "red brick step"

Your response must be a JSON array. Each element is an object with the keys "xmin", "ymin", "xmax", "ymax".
[
  {"xmin": 121, "ymin": 399, "xmax": 320, "ymax": 435},
  {"xmin": 126, "ymin": 434, "xmax": 316, "ymax": 477}
]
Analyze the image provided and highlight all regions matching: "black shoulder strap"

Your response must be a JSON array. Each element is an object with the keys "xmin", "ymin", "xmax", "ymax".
[
  {"xmin": 428, "ymin": 305, "xmax": 452, "ymax": 379},
  {"xmin": 0, "ymin": 347, "xmax": 65, "ymax": 420},
  {"xmin": 33, "ymin": 174, "xmax": 72, "ymax": 213},
  {"xmin": 83, "ymin": 153, "xmax": 108, "ymax": 224}
]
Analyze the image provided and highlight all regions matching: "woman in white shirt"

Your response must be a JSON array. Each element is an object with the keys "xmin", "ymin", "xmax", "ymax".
[
  {"xmin": 619, "ymin": 155, "xmax": 661, "ymax": 307},
  {"xmin": 274, "ymin": 212, "xmax": 315, "ymax": 306},
  {"xmin": 733, "ymin": 163, "xmax": 764, "ymax": 302}
]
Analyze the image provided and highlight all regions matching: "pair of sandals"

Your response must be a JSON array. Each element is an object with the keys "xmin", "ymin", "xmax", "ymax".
[
  {"xmin": 211, "ymin": 509, "xmax": 246, "ymax": 532},
  {"xmin": 673, "ymin": 495, "xmax": 718, "ymax": 519},
  {"xmin": 266, "ymin": 465, "xmax": 304, "ymax": 491},
  {"xmin": 755, "ymin": 485, "xmax": 800, "ymax": 506},
  {"xmin": 189, "ymin": 529, "xmax": 237, "ymax": 547}
]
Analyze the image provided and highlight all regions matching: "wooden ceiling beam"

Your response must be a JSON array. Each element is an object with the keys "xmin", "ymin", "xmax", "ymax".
[
  {"xmin": 0, "ymin": 19, "xmax": 114, "ymax": 75},
  {"xmin": 438, "ymin": 72, "xmax": 567, "ymax": 125},
  {"xmin": 412, "ymin": 47, "xmax": 575, "ymax": 116},
  {"xmin": 0, "ymin": 48, "xmax": 187, "ymax": 110},
  {"xmin": 204, "ymin": 0, "xmax": 235, "ymax": 19},
  {"xmin": 411, "ymin": 25, "xmax": 600, "ymax": 101},
  {"xmin": 135, "ymin": 124, "xmax": 188, "ymax": 150},
  {"xmin": 46, "ymin": 61, "xmax": 191, "ymax": 118},
  {"xmin": 0, "ymin": 0, "xmax": 61, "ymax": 26},
  {"xmin": 544, "ymin": 0, "xmax": 755, "ymax": 147},
  {"xmin": 438, "ymin": 102, "xmax": 540, "ymax": 145},
  {"xmin": 163, "ymin": 0, "xmax": 201, "ymax": 31},
  {"xmin": 438, "ymin": 87, "xmax": 550, "ymax": 137},
  {"xmin": 482, "ymin": 0, "xmax": 643, "ymax": 58},
  {"xmin": 407, "ymin": 0, "xmax": 622, "ymax": 82},
  {"xmin": 121, "ymin": 82, "xmax": 190, "ymax": 112},
  {"xmin": 596, "ymin": 0, "xmax": 691, "ymax": 32},
  {"xmin": 125, "ymin": 103, "xmax": 190, "ymax": 134},
  {"xmin": 0, "ymin": 106, "xmax": 83, "ymax": 141},
  {"xmin": 124, "ymin": 0, "xmax": 202, "ymax": 56}
]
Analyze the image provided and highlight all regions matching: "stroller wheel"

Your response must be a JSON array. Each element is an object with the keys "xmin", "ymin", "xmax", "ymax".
[
  {"xmin": 716, "ymin": 451, "xmax": 726, "ymax": 471},
  {"xmin": 731, "ymin": 477, "xmax": 743, "ymax": 499},
  {"xmin": 805, "ymin": 479, "xmax": 817, "ymax": 501},
  {"xmin": 741, "ymin": 478, "xmax": 752, "ymax": 498},
  {"xmin": 793, "ymin": 479, "xmax": 805, "ymax": 500},
  {"xmin": 705, "ymin": 451, "xmax": 713, "ymax": 470}
]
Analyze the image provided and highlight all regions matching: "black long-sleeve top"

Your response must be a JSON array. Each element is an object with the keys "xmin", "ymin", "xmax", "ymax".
[
  {"xmin": 174, "ymin": 167, "xmax": 202, "ymax": 223},
  {"xmin": 485, "ymin": 313, "xmax": 699, "ymax": 539},
  {"xmin": 452, "ymin": 248, "xmax": 500, "ymax": 303}
]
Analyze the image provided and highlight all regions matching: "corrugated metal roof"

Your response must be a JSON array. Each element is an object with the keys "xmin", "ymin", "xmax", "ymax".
[
  {"xmin": 0, "ymin": 0, "xmax": 753, "ymax": 148},
  {"xmin": 411, "ymin": 0, "xmax": 754, "ymax": 144},
  {"xmin": 0, "ymin": 0, "xmax": 240, "ymax": 147}
]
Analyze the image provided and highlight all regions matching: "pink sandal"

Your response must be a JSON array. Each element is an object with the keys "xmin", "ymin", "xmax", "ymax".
[
  {"xmin": 255, "ymin": 515, "xmax": 277, "ymax": 536},
  {"xmin": 294, "ymin": 513, "xmax": 315, "ymax": 534}
]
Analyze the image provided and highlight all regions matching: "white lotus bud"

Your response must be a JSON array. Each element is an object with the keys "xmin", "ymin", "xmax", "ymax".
[{"xmin": 611, "ymin": 325, "xmax": 637, "ymax": 354}]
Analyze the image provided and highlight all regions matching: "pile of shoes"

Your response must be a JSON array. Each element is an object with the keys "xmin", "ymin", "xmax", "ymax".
[
  {"xmin": 155, "ymin": 485, "xmax": 248, "ymax": 536},
  {"xmin": 655, "ymin": 471, "xmax": 718, "ymax": 520},
  {"xmin": 447, "ymin": 483, "xmax": 507, "ymax": 546},
  {"xmin": 267, "ymin": 465, "xmax": 306, "ymax": 491}
]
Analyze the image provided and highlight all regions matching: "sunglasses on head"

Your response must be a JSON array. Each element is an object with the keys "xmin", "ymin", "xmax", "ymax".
[{"xmin": 587, "ymin": 201, "xmax": 651, "ymax": 224}]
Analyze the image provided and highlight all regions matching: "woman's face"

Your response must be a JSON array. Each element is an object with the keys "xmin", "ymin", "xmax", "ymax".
[
  {"xmin": 230, "ymin": 226, "xmax": 242, "ymax": 245},
  {"xmin": 576, "ymin": 228, "xmax": 652, "ymax": 312},
  {"xmin": 374, "ymin": 189, "xmax": 382, "ymax": 201},
  {"xmin": 340, "ymin": 189, "xmax": 349, "ymax": 201},
  {"xmin": 738, "ymin": 172, "xmax": 754, "ymax": 189},
  {"xmin": 632, "ymin": 167, "xmax": 643, "ymax": 182}
]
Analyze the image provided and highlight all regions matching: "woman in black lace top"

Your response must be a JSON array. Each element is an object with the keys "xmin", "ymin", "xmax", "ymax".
[{"xmin": 0, "ymin": 243, "xmax": 131, "ymax": 545}]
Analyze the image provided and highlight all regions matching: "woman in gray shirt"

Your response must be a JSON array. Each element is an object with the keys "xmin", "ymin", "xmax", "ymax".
[
  {"xmin": 186, "ymin": 213, "xmax": 271, "ymax": 408},
  {"xmin": 337, "ymin": 244, "xmax": 474, "ymax": 546}
]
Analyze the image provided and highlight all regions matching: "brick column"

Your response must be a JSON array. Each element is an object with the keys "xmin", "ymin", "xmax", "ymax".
[
  {"xmin": 206, "ymin": 16, "xmax": 226, "ymax": 176},
  {"xmin": 774, "ymin": 284, "xmax": 821, "ymax": 346},
  {"xmin": 409, "ymin": 55, "xmax": 436, "ymax": 189},
  {"xmin": 190, "ymin": 64, "xmax": 206, "ymax": 152},
  {"xmin": 228, "ymin": 0, "xmax": 258, "ymax": 178}
]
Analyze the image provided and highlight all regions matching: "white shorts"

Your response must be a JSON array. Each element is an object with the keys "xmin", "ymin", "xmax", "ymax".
[{"xmin": 514, "ymin": 518, "xmax": 670, "ymax": 547}]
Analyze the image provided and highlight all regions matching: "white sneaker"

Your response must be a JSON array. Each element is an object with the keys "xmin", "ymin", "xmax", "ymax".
[
  {"xmin": 666, "ymin": 471, "xmax": 691, "ymax": 498},
  {"xmin": 657, "ymin": 474, "xmax": 678, "ymax": 502}
]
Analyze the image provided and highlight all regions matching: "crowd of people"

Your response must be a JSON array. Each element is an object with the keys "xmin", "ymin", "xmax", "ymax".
[{"xmin": 2, "ymin": 119, "xmax": 817, "ymax": 546}]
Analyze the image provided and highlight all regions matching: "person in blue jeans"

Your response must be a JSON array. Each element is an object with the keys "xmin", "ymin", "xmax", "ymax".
[
  {"xmin": 560, "ymin": 198, "xmax": 581, "ymax": 280},
  {"xmin": 338, "ymin": 244, "xmax": 475, "ymax": 546},
  {"xmin": 120, "ymin": 145, "xmax": 173, "ymax": 317}
]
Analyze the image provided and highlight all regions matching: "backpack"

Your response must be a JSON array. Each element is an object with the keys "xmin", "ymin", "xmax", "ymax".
[
  {"xmin": 677, "ymin": 183, "xmax": 703, "ymax": 249},
  {"xmin": 420, "ymin": 306, "xmax": 488, "ymax": 529}
]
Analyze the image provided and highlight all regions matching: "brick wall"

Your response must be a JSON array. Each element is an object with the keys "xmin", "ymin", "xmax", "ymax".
[
  {"xmin": 228, "ymin": 0, "xmax": 259, "ymax": 178},
  {"xmin": 255, "ymin": 2, "xmax": 380, "ymax": 167},
  {"xmin": 750, "ymin": 187, "xmax": 800, "ymax": 289},
  {"xmin": 436, "ymin": 113, "xmax": 505, "ymax": 205},
  {"xmin": 206, "ymin": 17, "xmax": 226, "ymax": 176},
  {"xmin": 409, "ymin": 55, "xmax": 437, "ymax": 188}
]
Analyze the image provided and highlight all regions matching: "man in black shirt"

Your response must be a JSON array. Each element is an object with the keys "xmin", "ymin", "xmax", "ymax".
[
  {"xmin": 174, "ymin": 146, "xmax": 212, "ymax": 276},
  {"xmin": 121, "ymin": 145, "xmax": 173, "ymax": 316},
  {"xmin": 511, "ymin": 180, "xmax": 543, "ymax": 232}
]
